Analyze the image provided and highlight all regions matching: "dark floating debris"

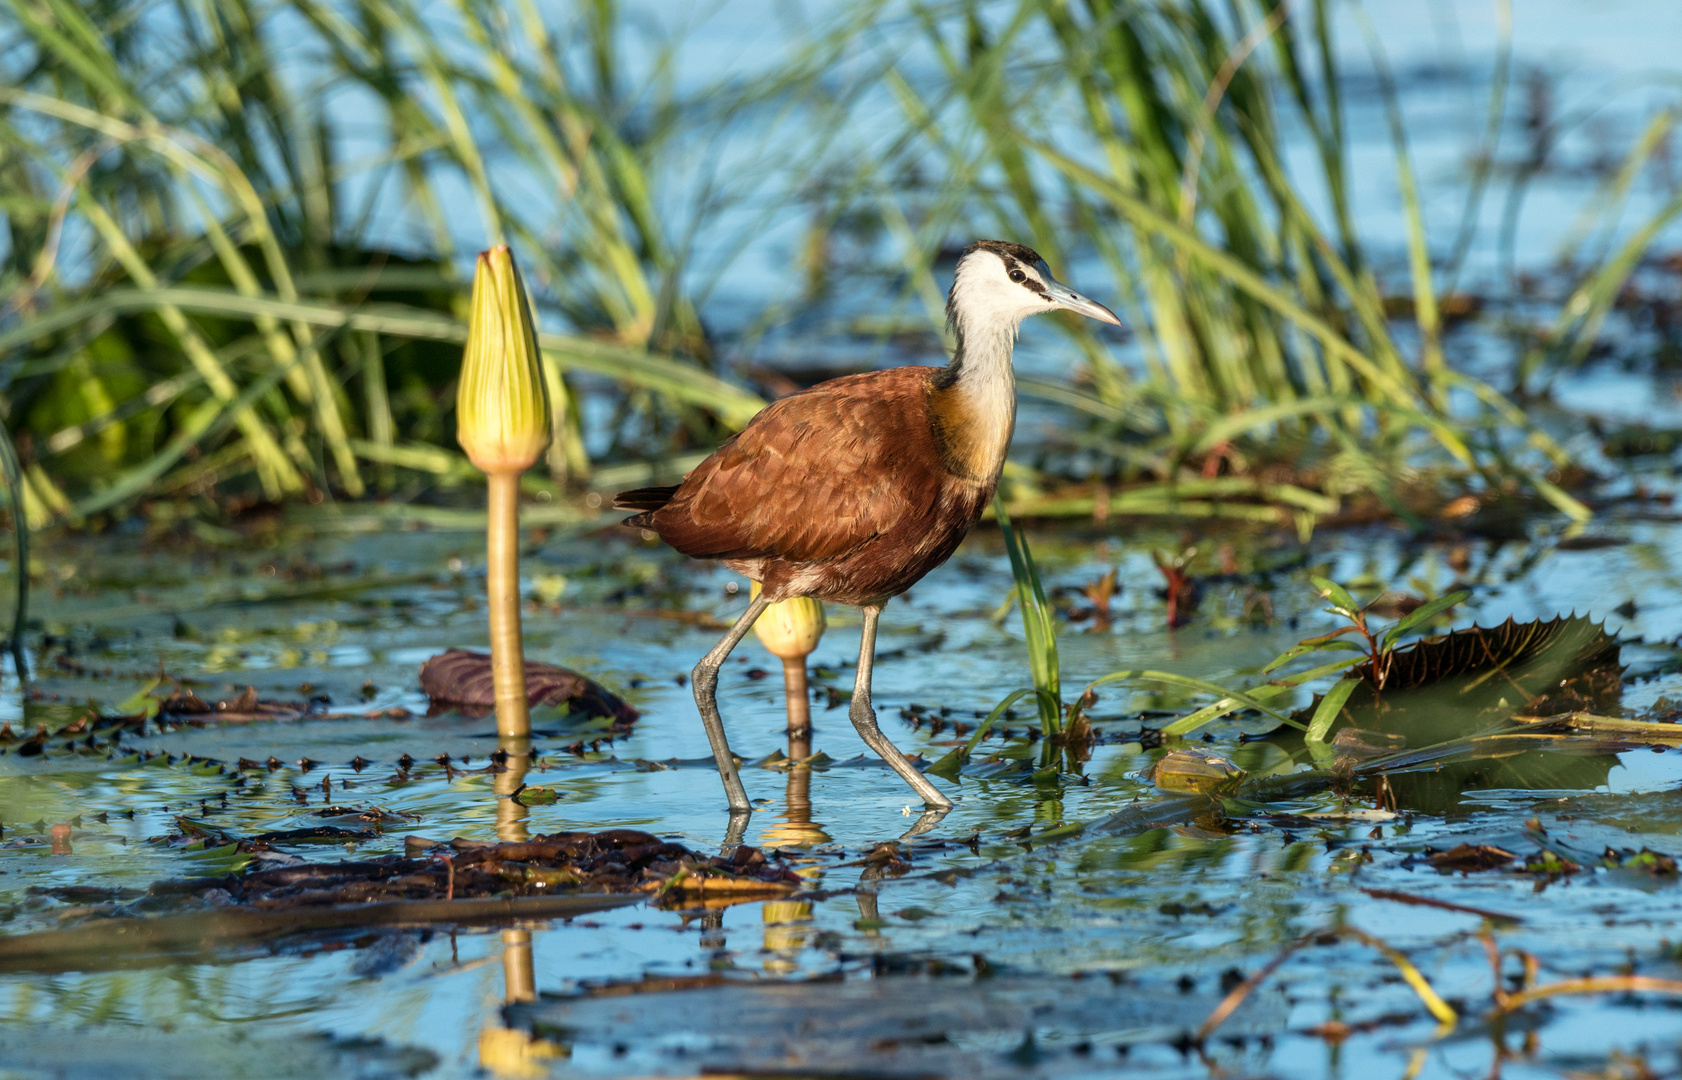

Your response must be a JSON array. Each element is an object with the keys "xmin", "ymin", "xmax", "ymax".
[
  {"xmin": 1425, "ymin": 843, "xmax": 1518, "ymax": 873},
  {"xmin": 418, "ymin": 649, "xmax": 640, "ymax": 726},
  {"xmin": 151, "ymin": 684, "xmax": 410, "ymax": 725},
  {"xmin": 161, "ymin": 684, "xmax": 307, "ymax": 722},
  {"xmin": 148, "ymin": 829, "xmax": 795, "ymax": 910},
  {"xmin": 0, "ymin": 831, "xmax": 801, "ymax": 973}
]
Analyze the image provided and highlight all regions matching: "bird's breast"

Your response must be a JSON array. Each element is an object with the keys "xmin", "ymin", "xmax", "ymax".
[{"xmin": 926, "ymin": 374, "xmax": 1016, "ymax": 484}]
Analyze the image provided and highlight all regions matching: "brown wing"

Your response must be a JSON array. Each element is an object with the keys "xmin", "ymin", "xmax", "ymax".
[{"xmin": 647, "ymin": 367, "xmax": 943, "ymax": 563}]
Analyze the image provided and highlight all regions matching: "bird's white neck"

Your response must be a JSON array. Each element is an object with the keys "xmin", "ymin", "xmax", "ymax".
[{"xmin": 928, "ymin": 312, "xmax": 1020, "ymax": 483}]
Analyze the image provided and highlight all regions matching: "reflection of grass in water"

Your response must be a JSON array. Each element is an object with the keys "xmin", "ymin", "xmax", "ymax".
[{"xmin": 3, "ymin": 0, "xmax": 1671, "ymax": 535}]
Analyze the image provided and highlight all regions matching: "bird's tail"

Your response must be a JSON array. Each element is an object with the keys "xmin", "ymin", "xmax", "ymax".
[{"xmin": 612, "ymin": 485, "xmax": 679, "ymax": 527}]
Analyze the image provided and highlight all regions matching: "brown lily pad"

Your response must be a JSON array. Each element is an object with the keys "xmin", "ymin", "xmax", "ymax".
[{"xmin": 418, "ymin": 649, "xmax": 639, "ymax": 726}]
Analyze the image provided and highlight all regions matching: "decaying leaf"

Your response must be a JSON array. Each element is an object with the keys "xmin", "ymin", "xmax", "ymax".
[
  {"xmin": 419, "ymin": 649, "xmax": 639, "ymax": 725},
  {"xmin": 1331, "ymin": 727, "xmax": 1407, "ymax": 763},
  {"xmin": 159, "ymin": 685, "xmax": 312, "ymax": 722}
]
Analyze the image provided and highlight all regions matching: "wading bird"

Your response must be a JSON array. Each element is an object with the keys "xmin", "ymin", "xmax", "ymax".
[{"xmin": 616, "ymin": 241, "xmax": 1119, "ymax": 816}]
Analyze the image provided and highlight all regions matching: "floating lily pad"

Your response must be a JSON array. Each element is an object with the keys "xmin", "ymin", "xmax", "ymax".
[{"xmin": 513, "ymin": 785, "xmax": 559, "ymax": 805}]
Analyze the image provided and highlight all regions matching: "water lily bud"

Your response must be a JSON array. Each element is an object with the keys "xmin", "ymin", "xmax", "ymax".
[
  {"xmin": 750, "ymin": 581, "xmax": 826, "ymax": 659},
  {"xmin": 457, "ymin": 246, "xmax": 551, "ymax": 474}
]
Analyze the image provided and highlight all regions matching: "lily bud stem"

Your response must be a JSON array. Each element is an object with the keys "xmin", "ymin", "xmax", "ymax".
[
  {"xmin": 781, "ymin": 655, "xmax": 811, "ymax": 746},
  {"xmin": 486, "ymin": 470, "xmax": 530, "ymax": 739}
]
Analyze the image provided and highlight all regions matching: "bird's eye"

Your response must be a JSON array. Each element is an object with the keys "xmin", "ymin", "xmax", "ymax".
[{"xmin": 1008, "ymin": 268, "xmax": 1026, "ymax": 283}]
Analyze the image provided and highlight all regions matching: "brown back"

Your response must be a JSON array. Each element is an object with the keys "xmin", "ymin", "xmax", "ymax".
[{"xmin": 646, "ymin": 366, "xmax": 948, "ymax": 564}]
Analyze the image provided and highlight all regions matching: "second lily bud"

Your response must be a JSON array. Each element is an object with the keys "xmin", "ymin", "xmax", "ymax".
[
  {"xmin": 750, "ymin": 581, "xmax": 827, "ymax": 660},
  {"xmin": 750, "ymin": 581, "xmax": 825, "ymax": 746}
]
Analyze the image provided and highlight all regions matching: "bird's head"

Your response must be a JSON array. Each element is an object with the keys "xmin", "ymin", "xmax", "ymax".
[{"xmin": 946, "ymin": 240, "xmax": 1121, "ymax": 334}]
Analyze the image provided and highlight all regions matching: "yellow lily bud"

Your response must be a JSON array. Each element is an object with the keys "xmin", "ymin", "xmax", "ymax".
[
  {"xmin": 457, "ymin": 246, "xmax": 551, "ymax": 475},
  {"xmin": 750, "ymin": 580, "xmax": 826, "ymax": 659}
]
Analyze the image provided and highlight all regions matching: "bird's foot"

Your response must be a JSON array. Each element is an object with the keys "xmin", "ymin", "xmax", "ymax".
[{"xmin": 899, "ymin": 805, "xmax": 950, "ymax": 841}]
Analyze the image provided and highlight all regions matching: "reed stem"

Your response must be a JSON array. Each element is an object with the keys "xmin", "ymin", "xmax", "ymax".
[
  {"xmin": 782, "ymin": 655, "xmax": 811, "ymax": 745},
  {"xmin": 485, "ymin": 469, "xmax": 530, "ymax": 738}
]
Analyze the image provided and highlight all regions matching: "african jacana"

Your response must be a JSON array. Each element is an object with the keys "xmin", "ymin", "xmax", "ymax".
[{"xmin": 616, "ymin": 241, "xmax": 1120, "ymax": 815}]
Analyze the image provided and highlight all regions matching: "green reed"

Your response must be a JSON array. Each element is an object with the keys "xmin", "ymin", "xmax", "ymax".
[
  {"xmin": 993, "ymin": 494, "xmax": 1062, "ymax": 736},
  {"xmin": 2, "ymin": 0, "xmax": 1675, "ymax": 533},
  {"xmin": 836, "ymin": 0, "xmax": 1661, "ymax": 525},
  {"xmin": 0, "ymin": 0, "xmax": 796, "ymax": 525}
]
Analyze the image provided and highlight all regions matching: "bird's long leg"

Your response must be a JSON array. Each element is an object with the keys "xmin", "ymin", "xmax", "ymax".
[
  {"xmin": 693, "ymin": 594, "xmax": 772, "ymax": 814},
  {"xmin": 848, "ymin": 604, "xmax": 954, "ymax": 809}
]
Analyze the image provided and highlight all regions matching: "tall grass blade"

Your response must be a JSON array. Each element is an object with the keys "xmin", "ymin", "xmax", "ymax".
[
  {"xmin": 993, "ymin": 494, "xmax": 1061, "ymax": 735},
  {"xmin": 0, "ymin": 421, "xmax": 28, "ymax": 674}
]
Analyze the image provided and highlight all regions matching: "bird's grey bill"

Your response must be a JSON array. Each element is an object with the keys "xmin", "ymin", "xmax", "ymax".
[{"xmin": 1044, "ymin": 278, "xmax": 1122, "ymax": 326}]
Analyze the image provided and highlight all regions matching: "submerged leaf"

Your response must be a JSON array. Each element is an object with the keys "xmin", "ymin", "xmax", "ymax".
[
  {"xmin": 1353, "ymin": 614, "xmax": 1618, "ymax": 701},
  {"xmin": 925, "ymin": 750, "xmax": 964, "ymax": 783},
  {"xmin": 1148, "ymin": 748, "xmax": 1246, "ymax": 794},
  {"xmin": 1292, "ymin": 615, "xmax": 1621, "ymax": 750}
]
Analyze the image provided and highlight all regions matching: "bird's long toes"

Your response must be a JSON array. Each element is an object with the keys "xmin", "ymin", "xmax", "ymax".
[{"xmin": 904, "ymin": 805, "xmax": 951, "ymax": 837}]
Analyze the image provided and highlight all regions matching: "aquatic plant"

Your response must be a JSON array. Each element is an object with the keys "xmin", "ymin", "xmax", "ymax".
[
  {"xmin": 458, "ymin": 246, "xmax": 549, "ymax": 739},
  {"xmin": 972, "ymin": 564, "xmax": 1479, "ymax": 768},
  {"xmin": 994, "ymin": 495, "xmax": 1062, "ymax": 736},
  {"xmin": 1280, "ymin": 576, "xmax": 1469, "ymax": 741}
]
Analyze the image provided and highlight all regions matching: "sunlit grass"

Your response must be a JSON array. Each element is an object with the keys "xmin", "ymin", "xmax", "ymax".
[{"xmin": 1, "ymin": 0, "xmax": 1674, "ymax": 537}]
